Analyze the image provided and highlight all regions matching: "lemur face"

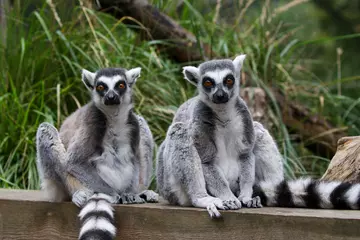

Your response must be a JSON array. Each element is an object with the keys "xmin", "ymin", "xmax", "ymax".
[
  {"xmin": 81, "ymin": 67, "xmax": 141, "ymax": 107},
  {"xmin": 199, "ymin": 68, "xmax": 235, "ymax": 104},
  {"xmin": 94, "ymin": 72, "xmax": 127, "ymax": 106},
  {"xmin": 182, "ymin": 55, "xmax": 246, "ymax": 105}
]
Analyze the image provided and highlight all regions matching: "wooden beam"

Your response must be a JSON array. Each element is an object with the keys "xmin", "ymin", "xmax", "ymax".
[{"xmin": 1, "ymin": 189, "xmax": 360, "ymax": 240}]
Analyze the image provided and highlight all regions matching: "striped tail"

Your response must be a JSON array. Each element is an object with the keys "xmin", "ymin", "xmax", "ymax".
[
  {"xmin": 253, "ymin": 178, "xmax": 360, "ymax": 209},
  {"xmin": 78, "ymin": 193, "xmax": 116, "ymax": 240}
]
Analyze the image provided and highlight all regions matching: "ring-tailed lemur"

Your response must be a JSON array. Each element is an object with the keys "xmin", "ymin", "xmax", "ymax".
[
  {"xmin": 36, "ymin": 67, "xmax": 158, "ymax": 240},
  {"xmin": 156, "ymin": 55, "xmax": 360, "ymax": 218}
]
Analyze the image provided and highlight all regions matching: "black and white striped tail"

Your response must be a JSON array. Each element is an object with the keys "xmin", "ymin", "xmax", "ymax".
[
  {"xmin": 253, "ymin": 178, "xmax": 360, "ymax": 209},
  {"xmin": 78, "ymin": 193, "xmax": 116, "ymax": 240}
]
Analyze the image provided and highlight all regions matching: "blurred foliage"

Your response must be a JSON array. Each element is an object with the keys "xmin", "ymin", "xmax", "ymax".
[{"xmin": 1, "ymin": 0, "xmax": 360, "ymax": 189}]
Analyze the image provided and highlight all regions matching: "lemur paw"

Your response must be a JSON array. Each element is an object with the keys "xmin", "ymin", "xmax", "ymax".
[
  {"xmin": 72, "ymin": 190, "xmax": 93, "ymax": 208},
  {"xmin": 253, "ymin": 122, "xmax": 267, "ymax": 139},
  {"xmin": 207, "ymin": 204, "xmax": 222, "ymax": 219},
  {"xmin": 192, "ymin": 196, "xmax": 225, "ymax": 219},
  {"xmin": 37, "ymin": 122, "xmax": 66, "ymax": 158},
  {"xmin": 37, "ymin": 123, "xmax": 61, "ymax": 144},
  {"xmin": 222, "ymin": 198, "xmax": 242, "ymax": 210},
  {"xmin": 240, "ymin": 196, "xmax": 262, "ymax": 208},
  {"xmin": 118, "ymin": 193, "xmax": 145, "ymax": 204},
  {"xmin": 138, "ymin": 190, "xmax": 159, "ymax": 203}
]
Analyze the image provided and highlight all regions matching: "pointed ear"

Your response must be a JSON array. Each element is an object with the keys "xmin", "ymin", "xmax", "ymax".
[
  {"xmin": 82, "ymin": 69, "xmax": 96, "ymax": 90},
  {"xmin": 232, "ymin": 54, "xmax": 246, "ymax": 76},
  {"xmin": 182, "ymin": 66, "xmax": 200, "ymax": 86},
  {"xmin": 126, "ymin": 67, "xmax": 141, "ymax": 85}
]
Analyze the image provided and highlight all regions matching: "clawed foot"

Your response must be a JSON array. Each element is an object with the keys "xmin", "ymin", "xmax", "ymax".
[
  {"xmin": 118, "ymin": 193, "xmax": 145, "ymax": 204},
  {"xmin": 193, "ymin": 195, "xmax": 245, "ymax": 219},
  {"xmin": 36, "ymin": 123, "xmax": 66, "ymax": 157},
  {"xmin": 206, "ymin": 204, "xmax": 222, "ymax": 219},
  {"xmin": 37, "ymin": 123, "xmax": 65, "ymax": 150},
  {"xmin": 222, "ymin": 197, "xmax": 242, "ymax": 210},
  {"xmin": 138, "ymin": 190, "xmax": 159, "ymax": 203},
  {"xmin": 253, "ymin": 121, "xmax": 266, "ymax": 136},
  {"xmin": 37, "ymin": 122, "xmax": 59, "ymax": 142},
  {"xmin": 72, "ymin": 189, "xmax": 93, "ymax": 208},
  {"xmin": 193, "ymin": 196, "xmax": 226, "ymax": 219},
  {"xmin": 240, "ymin": 196, "xmax": 262, "ymax": 208}
]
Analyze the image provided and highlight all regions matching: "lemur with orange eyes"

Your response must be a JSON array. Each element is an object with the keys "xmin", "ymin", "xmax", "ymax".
[
  {"xmin": 156, "ymin": 55, "xmax": 360, "ymax": 218},
  {"xmin": 36, "ymin": 67, "xmax": 158, "ymax": 240}
]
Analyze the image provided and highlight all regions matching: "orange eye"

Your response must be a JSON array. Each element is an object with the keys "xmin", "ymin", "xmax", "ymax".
[
  {"xmin": 96, "ymin": 85, "xmax": 104, "ymax": 91},
  {"xmin": 203, "ymin": 80, "xmax": 213, "ymax": 87},
  {"xmin": 119, "ymin": 83, "xmax": 125, "ymax": 89},
  {"xmin": 226, "ymin": 79, "xmax": 234, "ymax": 85}
]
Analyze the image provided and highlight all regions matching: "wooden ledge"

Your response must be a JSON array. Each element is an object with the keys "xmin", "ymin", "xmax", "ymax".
[{"xmin": 1, "ymin": 189, "xmax": 360, "ymax": 240}]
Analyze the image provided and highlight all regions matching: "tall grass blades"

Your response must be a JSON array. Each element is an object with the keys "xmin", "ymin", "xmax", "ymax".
[{"xmin": 1, "ymin": 0, "xmax": 360, "ymax": 189}]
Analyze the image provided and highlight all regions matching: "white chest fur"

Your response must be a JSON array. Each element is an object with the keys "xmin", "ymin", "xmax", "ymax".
[
  {"xmin": 214, "ymin": 114, "xmax": 245, "ymax": 183},
  {"xmin": 96, "ymin": 118, "xmax": 135, "ymax": 193},
  {"xmin": 104, "ymin": 121, "xmax": 131, "ymax": 151}
]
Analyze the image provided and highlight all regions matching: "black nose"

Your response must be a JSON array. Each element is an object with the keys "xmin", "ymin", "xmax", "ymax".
[
  {"xmin": 213, "ymin": 89, "xmax": 229, "ymax": 104},
  {"xmin": 104, "ymin": 91, "xmax": 120, "ymax": 105},
  {"xmin": 108, "ymin": 92, "xmax": 115, "ymax": 100}
]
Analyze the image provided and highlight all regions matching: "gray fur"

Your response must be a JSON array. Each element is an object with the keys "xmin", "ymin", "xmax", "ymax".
[
  {"xmin": 95, "ymin": 68, "xmax": 127, "ymax": 82},
  {"xmin": 157, "ymin": 55, "xmax": 284, "ymax": 217},
  {"xmin": 253, "ymin": 122, "xmax": 284, "ymax": 183},
  {"xmin": 36, "ymin": 123, "xmax": 69, "ymax": 202},
  {"xmin": 36, "ymin": 67, "xmax": 158, "ymax": 207},
  {"xmin": 199, "ymin": 59, "xmax": 235, "ymax": 75},
  {"xmin": 137, "ymin": 115, "xmax": 154, "ymax": 190},
  {"xmin": 156, "ymin": 122, "xmax": 228, "ymax": 218}
]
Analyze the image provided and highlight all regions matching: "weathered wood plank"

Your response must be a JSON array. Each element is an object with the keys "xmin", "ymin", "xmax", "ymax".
[{"xmin": 1, "ymin": 189, "xmax": 360, "ymax": 240}]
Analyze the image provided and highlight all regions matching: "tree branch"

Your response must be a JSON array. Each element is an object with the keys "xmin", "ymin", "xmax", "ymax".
[{"xmin": 93, "ymin": 0, "xmax": 211, "ymax": 62}]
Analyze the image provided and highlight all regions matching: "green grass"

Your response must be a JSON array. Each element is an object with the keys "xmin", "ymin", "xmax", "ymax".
[{"xmin": 1, "ymin": 0, "xmax": 360, "ymax": 189}]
